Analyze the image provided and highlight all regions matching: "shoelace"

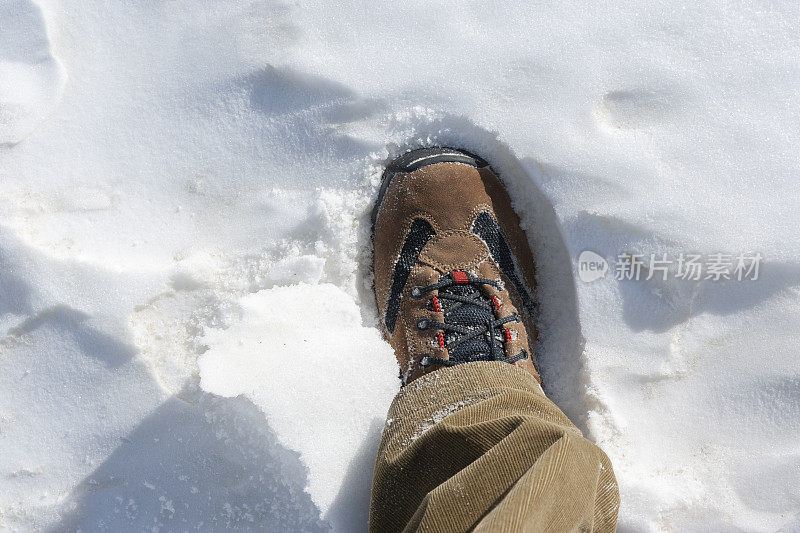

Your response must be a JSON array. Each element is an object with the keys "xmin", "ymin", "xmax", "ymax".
[{"xmin": 410, "ymin": 270, "xmax": 528, "ymax": 368}]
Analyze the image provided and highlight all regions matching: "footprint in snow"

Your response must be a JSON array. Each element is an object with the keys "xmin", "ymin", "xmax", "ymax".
[
  {"xmin": 595, "ymin": 89, "xmax": 676, "ymax": 131},
  {"xmin": 0, "ymin": 0, "xmax": 66, "ymax": 145}
]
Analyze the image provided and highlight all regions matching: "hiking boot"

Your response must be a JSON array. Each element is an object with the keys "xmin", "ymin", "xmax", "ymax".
[{"xmin": 372, "ymin": 147, "xmax": 540, "ymax": 385}]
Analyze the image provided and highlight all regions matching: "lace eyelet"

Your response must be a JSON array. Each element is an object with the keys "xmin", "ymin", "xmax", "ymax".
[
  {"xmin": 416, "ymin": 318, "xmax": 429, "ymax": 330},
  {"xmin": 410, "ymin": 286, "xmax": 423, "ymax": 298}
]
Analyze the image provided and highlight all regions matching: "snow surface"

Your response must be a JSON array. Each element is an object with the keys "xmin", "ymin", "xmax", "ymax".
[{"xmin": 1, "ymin": 0, "xmax": 799, "ymax": 531}]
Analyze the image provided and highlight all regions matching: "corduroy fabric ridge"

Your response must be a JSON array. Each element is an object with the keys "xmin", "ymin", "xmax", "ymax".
[{"xmin": 369, "ymin": 362, "xmax": 619, "ymax": 533}]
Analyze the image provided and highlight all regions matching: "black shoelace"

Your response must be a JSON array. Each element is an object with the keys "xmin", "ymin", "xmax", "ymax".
[{"xmin": 410, "ymin": 270, "xmax": 528, "ymax": 368}]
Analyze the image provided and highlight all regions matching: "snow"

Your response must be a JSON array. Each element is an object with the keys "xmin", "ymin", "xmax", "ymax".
[
  {"xmin": 1, "ymin": 0, "xmax": 799, "ymax": 531},
  {"xmin": 198, "ymin": 282, "xmax": 398, "ymax": 527}
]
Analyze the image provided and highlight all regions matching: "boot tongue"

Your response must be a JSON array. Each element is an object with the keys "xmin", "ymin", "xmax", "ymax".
[
  {"xmin": 441, "ymin": 284, "xmax": 502, "ymax": 362},
  {"xmin": 418, "ymin": 231, "xmax": 490, "ymax": 271},
  {"xmin": 417, "ymin": 231, "xmax": 500, "ymax": 361}
]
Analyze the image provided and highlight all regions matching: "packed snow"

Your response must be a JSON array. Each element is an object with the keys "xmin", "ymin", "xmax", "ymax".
[
  {"xmin": 1, "ymin": 0, "xmax": 799, "ymax": 531},
  {"xmin": 199, "ymin": 282, "xmax": 398, "ymax": 529}
]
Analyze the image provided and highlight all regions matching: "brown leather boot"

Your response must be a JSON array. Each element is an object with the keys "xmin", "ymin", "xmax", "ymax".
[{"xmin": 372, "ymin": 147, "xmax": 541, "ymax": 385}]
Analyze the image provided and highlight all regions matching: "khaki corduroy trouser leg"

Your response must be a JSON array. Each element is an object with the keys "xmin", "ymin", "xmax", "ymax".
[{"xmin": 369, "ymin": 362, "xmax": 619, "ymax": 533}]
